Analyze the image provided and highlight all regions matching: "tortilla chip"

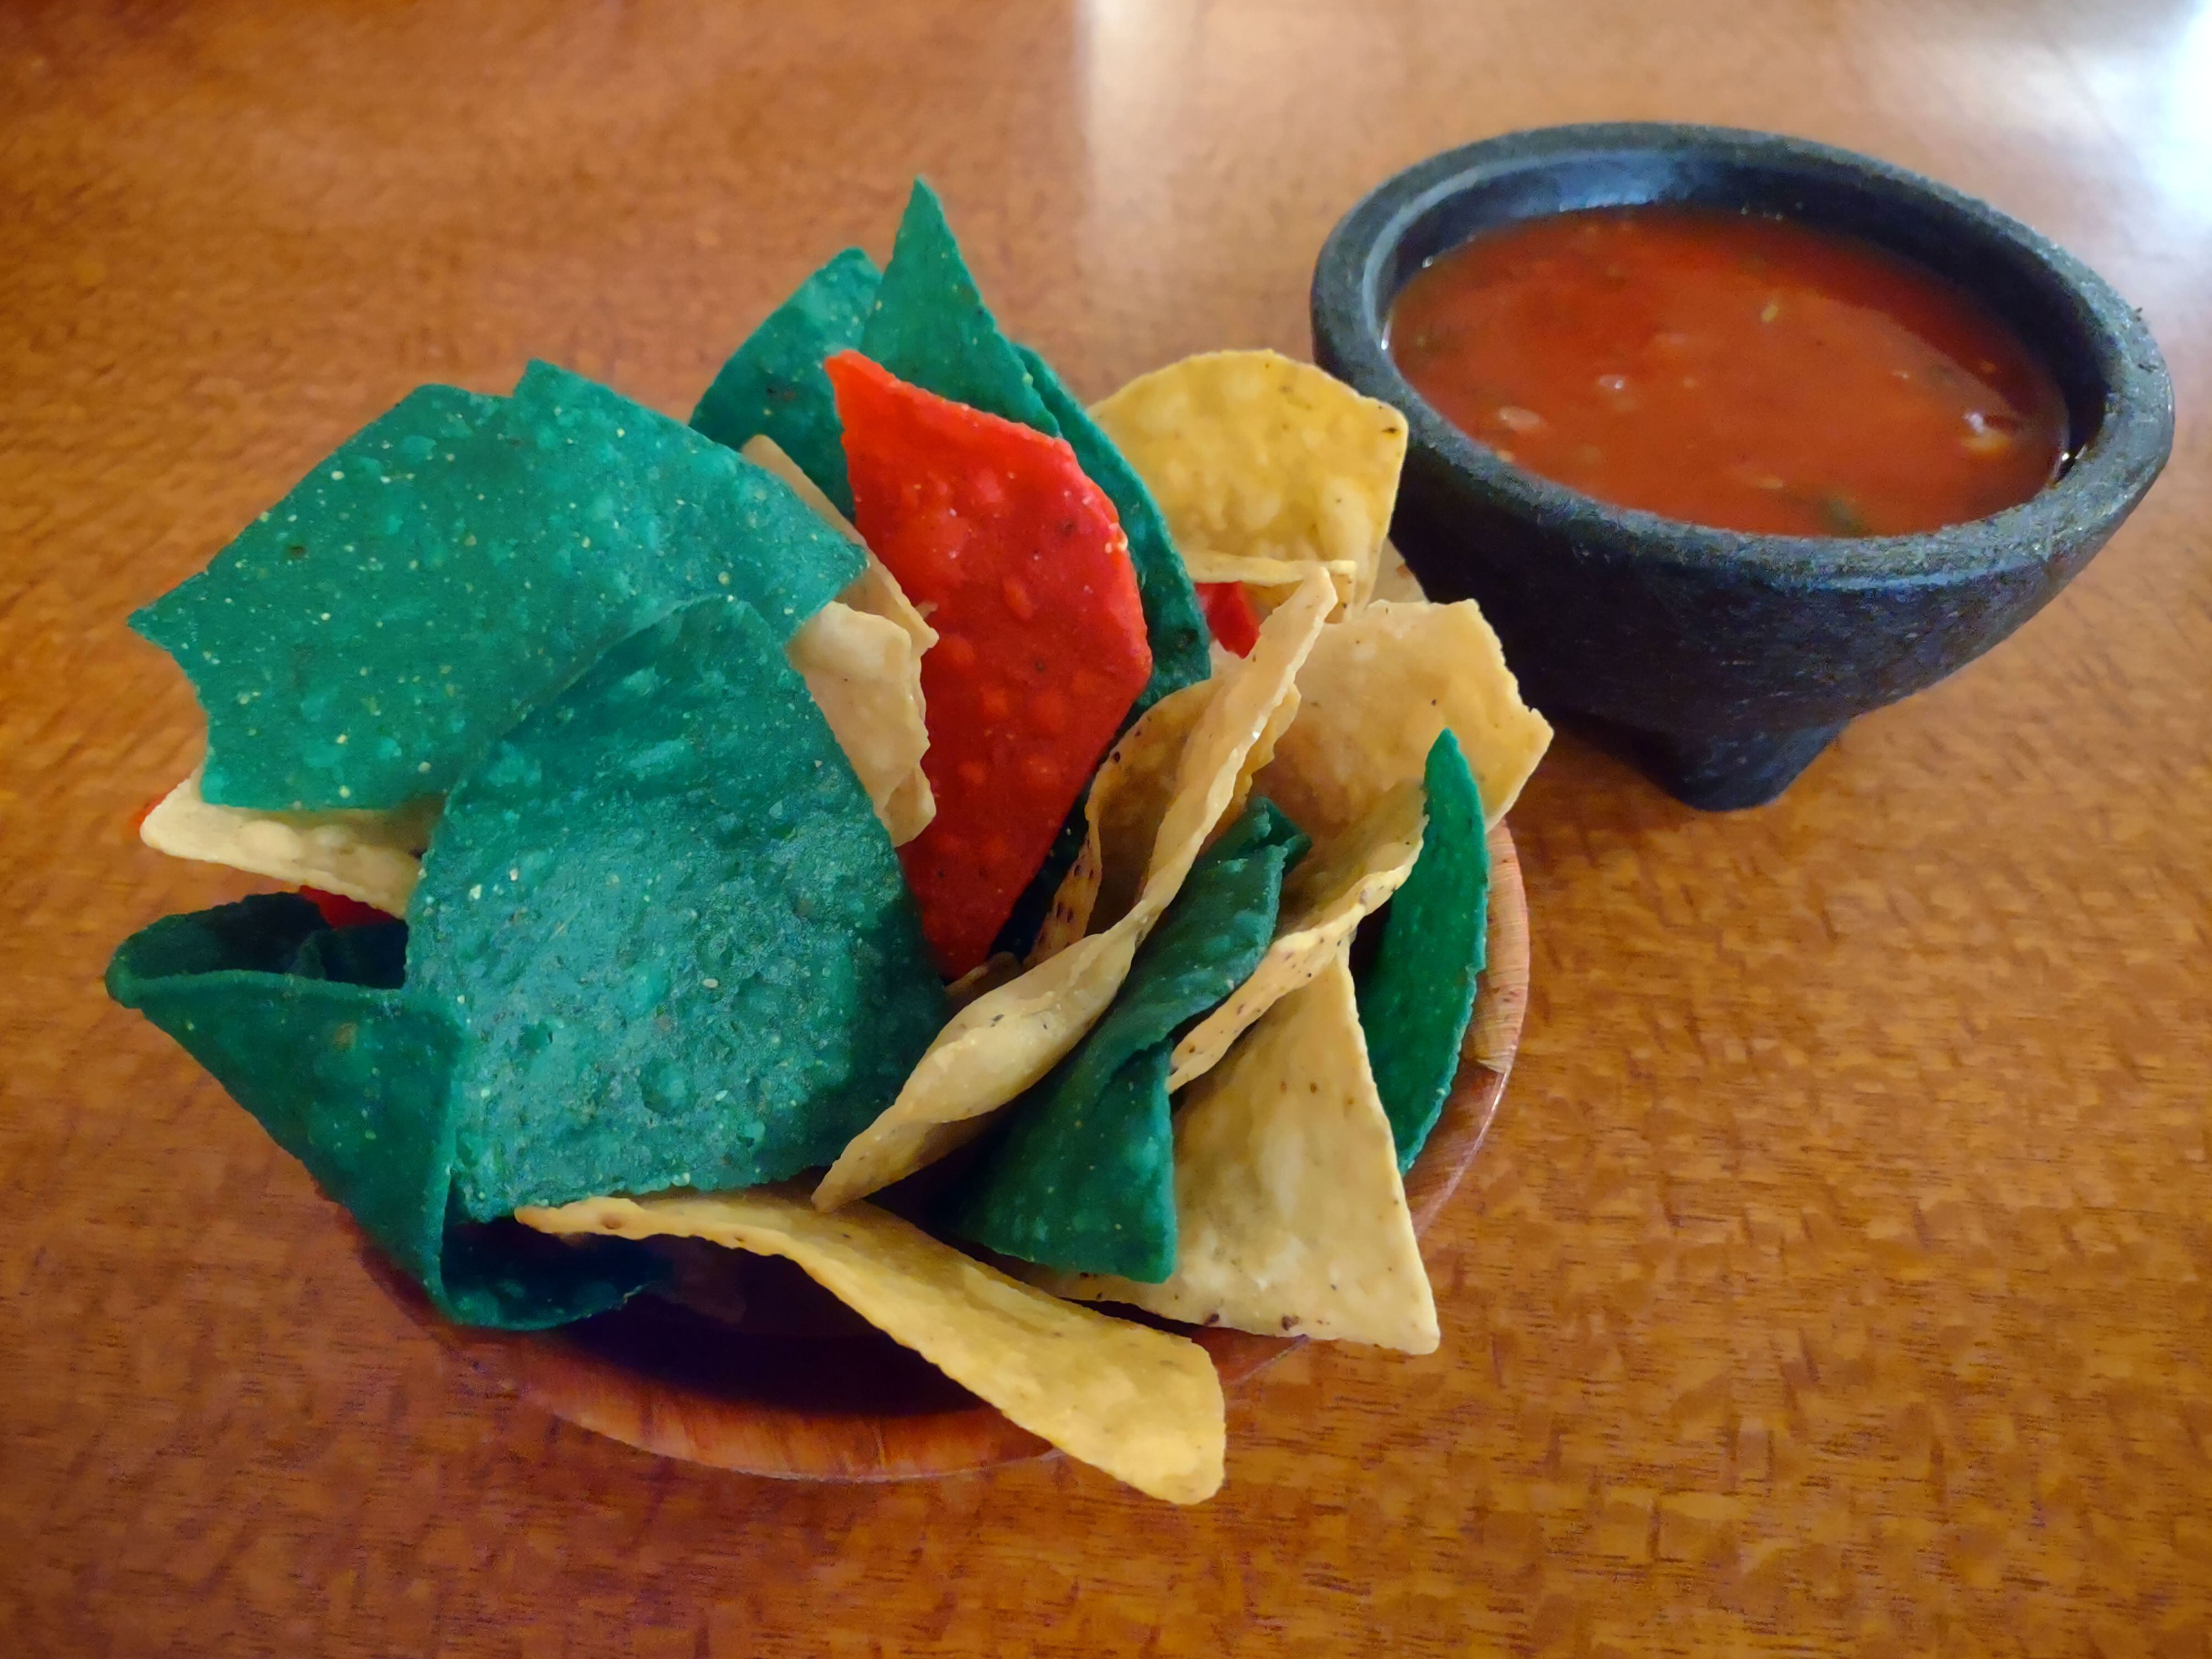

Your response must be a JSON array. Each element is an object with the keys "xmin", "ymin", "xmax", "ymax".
[
  {"xmin": 1259, "ymin": 598, "xmax": 1550, "ymax": 836},
  {"xmin": 105, "ymin": 894, "xmax": 660, "ymax": 1329},
  {"xmin": 135, "ymin": 362, "xmax": 862, "ymax": 812},
  {"xmin": 944, "ymin": 800, "xmax": 1309, "ymax": 1280},
  {"xmin": 860, "ymin": 179, "xmax": 1058, "ymax": 436},
  {"xmin": 1046, "ymin": 953, "xmax": 1438, "ymax": 1353},
  {"xmin": 1180, "ymin": 552, "xmax": 1360, "ymax": 615},
  {"xmin": 519, "ymin": 1188, "xmax": 1224, "ymax": 1503},
  {"xmin": 830, "ymin": 351, "xmax": 1152, "ymax": 978},
  {"xmin": 739, "ymin": 434, "xmax": 940, "ymax": 659},
  {"xmin": 409, "ymin": 596, "xmax": 945, "ymax": 1221},
  {"xmin": 1371, "ymin": 536, "xmax": 1427, "ymax": 602},
  {"xmin": 1018, "ymin": 343, "xmax": 1212, "ymax": 709},
  {"xmin": 1091, "ymin": 348, "xmax": 1408, "ymax": 608},
  {"xmin": 812, "ymin": 568, "xmax": 1335, "ymax": 1211},
  {"xmin": 786, "ymin": 601, "xmax": 936, "ymax": 846},
  {"xmin": 1358, "ymin": 729, "xmax": 1489, "ymax": 1170},
  {"xmin": 744, "ymin": 433, "xmax": 937, "ymax": 843},
  {"xmin": 1167, "ymin": 778, "xmax": 1424, "ymax": 1092},
  {"xmin": 1030, "ymin": 680, "xmax": 1213, "ymax": 962},
  {"xmin": 140, "ymin": 767, "xmax": 436, "ymax": 915},
  {"xmin": 691, "ymin": 246, "xmax": 881, "ymax": 515}
]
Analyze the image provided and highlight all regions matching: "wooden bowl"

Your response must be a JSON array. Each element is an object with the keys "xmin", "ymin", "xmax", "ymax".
[{"xmin": 369, "ymin": 824, "xmax": 1528, "ymax": 1481}]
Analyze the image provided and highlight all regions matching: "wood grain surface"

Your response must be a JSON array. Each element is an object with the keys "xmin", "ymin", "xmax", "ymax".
[{"xmin": 2, "ymin": 2, "xmax": 2206, "ymax": 1654}]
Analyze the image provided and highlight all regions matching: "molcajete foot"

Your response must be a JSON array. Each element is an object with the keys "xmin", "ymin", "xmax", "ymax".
[{"xmin": 1583, "ymin": 718, "xmax": 1849, "ymax": 811}]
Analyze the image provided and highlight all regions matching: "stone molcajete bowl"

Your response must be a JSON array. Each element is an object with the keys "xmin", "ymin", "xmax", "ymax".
[{"xmin": 1312, "ymin": 123, "xmax": 2173, "ymax": 810}]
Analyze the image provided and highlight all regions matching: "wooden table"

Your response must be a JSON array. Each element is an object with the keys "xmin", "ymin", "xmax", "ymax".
[{"xmin": 4, "ymin": 2, "xmax": 2206, "ymax": 1652}]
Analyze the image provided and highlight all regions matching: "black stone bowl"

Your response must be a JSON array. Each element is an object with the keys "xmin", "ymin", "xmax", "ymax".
[{"xmin": 1312, "ymin": 123, "xmax": 2173, "ymax": 809}]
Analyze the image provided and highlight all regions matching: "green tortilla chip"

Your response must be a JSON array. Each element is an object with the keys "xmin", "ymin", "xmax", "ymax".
[
  {"xmin": 945, "ymin": 799, "xmax": 1309, "ymax": 1281},
  {"xmin": 290, "ymin": 919, "xmax": 409, "ymax": 988},
  {"xmin": 134, "ymin": 361, "xmax": 862, "ymax": 813},
  {"xmin": 1017, "ymin": 343, "xmax": 1212, "ymax": 711},
  {"xmin": 690, "ymin": 247, "xmax": 881, "ymax": 516},
  {"xmin": 409, "ymin": 594, "xmax": 946, "ymax": 1221},
  {"xmin": 1356, "ymin": 729, "xmax": 1489, "ymax": 1171},
  {"xmin": 105, "ymin": 895, "xmax": 658, "ymax": 1329},
  {"xmin": 859, "ymin": 180, "xmax": 1059, "ymax": 436}
]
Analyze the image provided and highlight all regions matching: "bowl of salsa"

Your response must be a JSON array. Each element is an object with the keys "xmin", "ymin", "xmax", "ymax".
[{"xmin": 1312, "ymin": 124, "xmax": 2172, "ymax": 809}]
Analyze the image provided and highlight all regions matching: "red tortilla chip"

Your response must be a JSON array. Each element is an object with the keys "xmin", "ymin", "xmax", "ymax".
[
  {"xmin": 827, "ymin": 351, "xmax": 1152, "ymax": 978},
  {"xmin": 1197, "ymin": 582, "xmax": 1260, "ymax": 656},
  {"xmin": 298, "ymin": 887, "xmax": 395, "ymax": 929}
]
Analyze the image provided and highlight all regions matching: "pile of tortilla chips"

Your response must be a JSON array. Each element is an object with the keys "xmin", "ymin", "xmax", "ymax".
[{"xmin": 108, "ymin": 182, "xmax": 1551, "ymax": 1505}]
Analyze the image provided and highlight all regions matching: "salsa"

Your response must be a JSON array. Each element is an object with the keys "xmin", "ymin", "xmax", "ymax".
[{"xmin": 1387, "ymin": 206, "xmax": 2069, "ymax": 537}]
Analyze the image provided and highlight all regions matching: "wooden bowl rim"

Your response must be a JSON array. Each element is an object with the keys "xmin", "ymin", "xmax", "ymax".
[{"xmin": 375, "ymin": 823, "xmax": 1528, "ymax": 1483}]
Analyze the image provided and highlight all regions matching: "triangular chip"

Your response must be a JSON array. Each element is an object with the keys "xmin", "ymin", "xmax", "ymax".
[
  {"xmin": 828, "ymin": 349, "xmax": 1151, "ymax": 977},
  {"xmin": 860, "ymin": 179, "xmax": 1059, "ymax": 435},
  {"xmin": 943, "ymin": 800, "xmax": 1309, "ymax": 1280},
  {"xmin": 408, "ymin": 596, "xmax": 945, "ymax": 1220},
  {"xmin": 135, "ymin": 361, "xmax": 862, "ymax": 811},
  {"xmin": 1090, "ymin": 348, "xmax": 1408, "ymax": 608},
  {"xmin": 812, "ymin": 568, "xmax": 1335, "ymax": 1211},
  {"xmin": 1046, "ymin": 953, "xmax": 1438, "ymax": 1353},
  {"xmin": 1259, "ymin": 598, "xmax": 1550, "ymax": 835},
  {"xmin": 1358, "ymin": 730, "xmax": 1489, "ymax": 1170},
  {"xmin": 690, "ymin": 246, "xmax": 881, "ymax": 515},
  {"xmin": 1017, "ymin": 343, "xmax": 1211, "ymax": 708},
  {"xmin": 518, "ymin": 1188, "xmax": 1224, "ymax": 1504},
  {"xmin": 1168, "ymin": 777, "xmax": 1425, "ymax": 1092},
  {"xmin": 105, "ymin": 894, "xmax": 659, "ymax": 1329},
  {"xmin": 139, "ymin": 768, "xmax": 437, "ymax": 915}
]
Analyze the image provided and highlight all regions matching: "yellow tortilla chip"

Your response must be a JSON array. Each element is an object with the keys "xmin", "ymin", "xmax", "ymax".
[
  {"xmin": 1029, "ymin": 680, "xmax": 1213, "ymax": 962},
  {"xmin": 1045, "ymin": 954, "xmax": 1438, "ymax": 1353},
  {"xmin": 1091, "ymin": 349, "xmax": 1408, "ymax": 608},
  {"xmin": 740, "ymin": 435, "xmax": 938, "ymax": 658},
  {"xmin": 1027, "ymin": 670, "xmax": 1288, "ymax": 967},
  {"xmin": 1181, "ymin": 552, "xmax": 1359, "ymax": 615},
  {"xmin": 1370, "ymin": 536, "xmax": 1427, "ymax": 603},
  {"xmin": 747, "ymin": 436, "xmax": 937, "ymax": 846},
  {"xmin": 785, "ymin": 601, "xmax": 935, "ymax": 846},
  {"xmin": 519, "ymin": 1189, "xmax": 1224, "ymax": 1504},
  {"xmin": 946, "ymin": 951, "xmax": 1023, "ymax": 1010},
  {"xmin": 1260, "ymin": 598, "xmax": 1551, "ymax": 835},
  {"xmin": 139, "ymin": 768, "xmax": 435, "ymax": 914},
  {"xmin": 813, "ymin": 568, "xmax": 1336, "ymax": 1211},
  {"xmin": 1166, "ymin": 778, "xmax": 1424, "ymax": 1092}
]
